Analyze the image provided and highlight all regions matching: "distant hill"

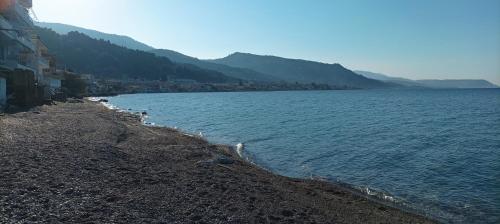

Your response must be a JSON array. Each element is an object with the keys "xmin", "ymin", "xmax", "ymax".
[
  {"xmin": 36, "ymin": 22, "xmax": 155, "ymax": 52},
  {"xmin": 355, "ymin": 71, "xmax": 426, "ymax": 87},
  {"xmin": 355, "ymin": 70, "xmax": 499, "ymax": 89},
  {"xmin": 211, "ymin": 53, "xmax": 391, "ymax": 88},
  {"xmin": 37, "ymin": 22, "xmax": 279, "ymax": 82},
  {"xmin": 151, "ymin": 49, "xmax": 279, "ymax": 82},
  {"xmin": 34, "ymin": 27, "xmax": 237, "ymax": 83},
  {"xmin": 415, "ymin": 79, "xmax": 499, "ymax": 89},
  {"xmin": 42, "ymin": 22, "xmax": 496, "ymax": 89}
]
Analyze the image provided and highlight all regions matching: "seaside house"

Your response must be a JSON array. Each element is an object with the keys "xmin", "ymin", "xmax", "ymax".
[
  {"xmin": 80, "ymin": 73, "xmax": 97, "ymax": 94},
  {"xmin": 0, "ymin": 0, "xmax": 48, "ymax": 106},
  {"xmin": 0, "ymin": 0, "xmax": 36, "ymax": 72},
  {"xmin": 32, "ymin": 35, "xmax": 48, "ymax": 81},
  {"xmin": 32, "ymin": 35, "xmax": 64, "ymax": 97}
]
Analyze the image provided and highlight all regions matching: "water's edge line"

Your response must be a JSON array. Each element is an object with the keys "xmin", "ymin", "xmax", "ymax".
[{"xmin": 87, "ymin": 97, "xmax": 442, "ymax": 223}]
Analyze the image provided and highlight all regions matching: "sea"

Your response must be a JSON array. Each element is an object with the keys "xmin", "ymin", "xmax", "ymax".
[{"xmin": 106, "ymin": 89, "xmax": 500, "ymax": 223}]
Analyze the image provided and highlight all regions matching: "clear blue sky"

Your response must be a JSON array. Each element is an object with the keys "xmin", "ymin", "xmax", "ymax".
[{"xmin": 34, "ymin": 0, "xmax": 500, "ymax": 84}]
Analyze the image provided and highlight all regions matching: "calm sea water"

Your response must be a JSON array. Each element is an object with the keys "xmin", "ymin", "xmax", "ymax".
[{"xmin": 107, "ymin": 89, "xmax": 500, "ymax": 223}]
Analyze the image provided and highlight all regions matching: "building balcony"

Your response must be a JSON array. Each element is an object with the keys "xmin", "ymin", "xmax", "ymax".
[
  {"xmin": 0, "ymin": 59, "xmax": 36, "ymax": 73},
  {"xmin": 0, "ymin": 15, "xmax": 15, "ymax": 39},
  {"xmin": 0, "ymin": 15, "xmax": 35, "ymax": 52},
  {"xmin": 18, "ymin": 0, "xmax": 32, "ymax": 8},
  {"xmin": 0, "ymin": 15, "xmax": 13, "ymax": 29},
  {"xmin": 16, "ymin": 34, "xmax": 35, "ymax": 52},
  {"xmin": 12, "ymin": 2, "xmax": 32, "ymax": 27},
  {"xmin": 1, "ymin": 1, "xmax": 32, "ymax": 27},
  {"xmin": 0, "ymin": 59, "xmax": 18, "ymax": 70},
  {"xmin": 38, "ymin": 57, "xmax": 49, "ymax": 68}
]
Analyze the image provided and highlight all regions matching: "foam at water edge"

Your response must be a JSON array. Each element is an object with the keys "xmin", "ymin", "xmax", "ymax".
[
  {"xmin": 358, "ymin": 186, "xmax": 397, "ymax": 203},
  {"xmin": 86, "ymin": 97, "xmax": 150, "ymax": 124},
  {"xmin": 86, "ymin": 97, "xmax": 101, "ymax": 102},
  {"xmin": 234, "ymin": 143, "xmax": 260, "ymax": 166},
  {"xmin": 236, "ymin": 143, "xmax": 244, "ymax": 157}
]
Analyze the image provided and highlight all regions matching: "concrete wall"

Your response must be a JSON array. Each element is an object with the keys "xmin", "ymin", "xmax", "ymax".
[{"xmin": 0, "ymin": 77, "xmax": 6, "ymax": 106}]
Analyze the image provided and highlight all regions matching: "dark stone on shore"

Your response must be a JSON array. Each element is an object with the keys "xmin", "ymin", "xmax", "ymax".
[
  {"xmin": 98, "ymin": 99, "xmax": 108, "ymax": 103},
  {"xmin": 196, "ymin": 155, "xmax": 235, "ymax": 166},
  {"xmin": 214, "ymin": 155, "xmax": 234, "ymax": 164}
]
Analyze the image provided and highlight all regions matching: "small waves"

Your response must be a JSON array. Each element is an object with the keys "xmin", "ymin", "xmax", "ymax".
[
  {"xmin": 236, "ymin": 143, "xmax": 244, "ymax": 157},
  {"xmin": 105, "ymin": 89, "xmax": 500, "ymax": 223},
  {"xmin": 244, "ymin": 136, "xmax": 276, "ymax": 144}
]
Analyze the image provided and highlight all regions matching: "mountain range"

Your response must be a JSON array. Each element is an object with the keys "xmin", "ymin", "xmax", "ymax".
[
  {"xmin": 35, "ymin": 22, "xmax": 388, "ymax": 88},
  {"xmin": 36, "ymin": 22, "xmax": 154, "ymax": 52},
  {"xmin": 36, "ymin": 22, "xmax": 498, "ymax": 89},
  {"xmin": 210, "ymin": 53, "xmax": 391, "ymax": 88},
  {"xmin": 35, "ymin": 26, "xmax": 236, "ymax": 83},
  {"xmin": 150, "ymin": 49, "xmax": 279, "ymax": 82},
  {"xmin": 355, "ymin": 71, "xmax": 499, "ymax": 89}
]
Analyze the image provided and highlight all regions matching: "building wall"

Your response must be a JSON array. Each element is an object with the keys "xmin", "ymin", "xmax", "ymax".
[{"xmin": 0, "ymin": 77, "xmax": 6, "ymax": 106}]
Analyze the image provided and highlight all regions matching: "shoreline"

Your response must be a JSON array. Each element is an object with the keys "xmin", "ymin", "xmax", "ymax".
[
  {"xmin": 0, "ymin": 100, "xmax": 436, "ymax": 223},
  {"xmin": 97, "ymin": 96, "xmax": 441, "ymax": 222}
]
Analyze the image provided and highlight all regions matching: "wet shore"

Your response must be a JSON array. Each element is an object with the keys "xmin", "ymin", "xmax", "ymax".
[{"xmin": 0, "ymin": 101, "xmax": 435, "ymax": 223}]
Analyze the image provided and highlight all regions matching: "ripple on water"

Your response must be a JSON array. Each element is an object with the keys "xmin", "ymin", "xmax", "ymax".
[{"xmin": 108, "ymin": 89, "xmax": 500, "ymax": 223}]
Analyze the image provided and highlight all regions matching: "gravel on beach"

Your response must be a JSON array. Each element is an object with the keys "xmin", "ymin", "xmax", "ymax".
[{"xmin": 0, "ymin": 101, "xmax": 435, "ymax": 223}]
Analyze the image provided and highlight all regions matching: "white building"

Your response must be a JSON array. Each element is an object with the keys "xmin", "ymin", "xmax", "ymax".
[
  {"xmin": 0, "ymin": 0, "xmax": 36, "ymax": 73},
  {"xmin": 0, "ymin": 0, "xmax": 42, "ymax": 106}
]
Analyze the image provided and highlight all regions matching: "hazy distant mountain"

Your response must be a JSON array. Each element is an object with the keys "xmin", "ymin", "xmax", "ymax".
[
  {"xmin": 151, "ymin": 49, "xmax": 279, "ymax": 82},
  {"xmin": 40, "ymin": 22, "xmax": 495, "ymax": 89},
  {"xmin": 355, "ymin": 71, "xmax": 426, "ymax": 87},
  {"xmin": 355, "ymin": 71, "xmax": 400, "ymax": 81},
  {"xmin": 356, "ymin": 70, "xmax": 499, "ymax": 89},
  {"xmin": 35, "ymin": 27, "xmax": 237, "ymax": 83},
  {"xmin": 415, "ymin": 80, "xmax": 499, "ymax": 89},
  {"xmin": 211, "ymin": 53, "xmax": 391, "ymax": 88},
  {"xmin": 36, "ymin": 22, "xmax": 154, "ymax": 52}
]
